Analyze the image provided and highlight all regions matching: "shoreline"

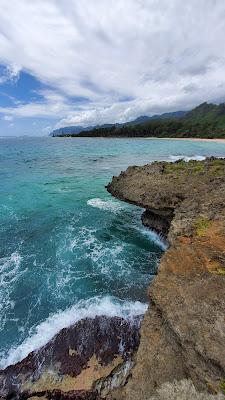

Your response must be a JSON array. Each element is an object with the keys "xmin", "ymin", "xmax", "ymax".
[
  {"xmin": 54, "ymin": 136, "xmax": 225, "ymax": 143},
  {"xmin": 143, "ymin": 137, "xmax": 225, "ymax": 143},
  {"xmin": 1, "ymin": 158, "xmax": 225, "ymax": 400},
  {"xmin": 107, "ymin": 158, "xmax": 225, "ymax": 399}
]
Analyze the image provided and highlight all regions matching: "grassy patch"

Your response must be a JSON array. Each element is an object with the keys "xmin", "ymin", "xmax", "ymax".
[
  {"xmin": 189, "ymin": 161, "xmax": 205, "ymax": 174},
  {"xmin": 165, "ymin": 160, "xmax": 205, "ymax": 175},
  {"xmin": 209, "ymin": 159, "xmax": 225, "ymax": 176},
  {"xmin": 220, "ymin": 380, "xmax": 225, "ymax": 394},
  {"xmin": 164, "ymin": 158, "xmax": 225, "ymax": 176},
  {"xmin": 165, "ymin": 160, "xmax": 187, "ymax": 173},
  {"xmin": 195, "ymin": 218, "xmax": 212, "ymax": 237},
  {"xmin": 215, "ymin": 268, "xmax": 225, "ymax": 276}
]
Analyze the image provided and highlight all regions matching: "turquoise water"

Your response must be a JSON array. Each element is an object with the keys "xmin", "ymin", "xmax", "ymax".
[{"xmin": 1, "ymin": 137, "xmax": 225, "ymax": 368}]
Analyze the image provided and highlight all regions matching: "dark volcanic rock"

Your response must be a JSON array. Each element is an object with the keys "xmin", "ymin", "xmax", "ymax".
[
  {"xmin": 2, "ymin": 157, "xmax": 225, "ymax": 400},
  {"xmin": 107, "ymin": 158, "xmax": 225, "ymax": 399},
  {"xmin": 0, "ymin": 316, "xmax": 141, "ymax": 399},
  {"xmin": 141, "ymin": 209, "xmax": 173, "ymax": 237}
]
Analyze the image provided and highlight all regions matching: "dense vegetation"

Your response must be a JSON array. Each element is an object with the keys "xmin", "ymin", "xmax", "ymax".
[{"xmin": 55, "ymin": 102, "xmax": 225, "ymax": 139}]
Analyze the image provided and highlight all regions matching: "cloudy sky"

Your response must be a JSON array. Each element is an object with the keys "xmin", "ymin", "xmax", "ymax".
[{"xmin": 0, "ymin": 0, "xmax": 225, "ymax": 136}]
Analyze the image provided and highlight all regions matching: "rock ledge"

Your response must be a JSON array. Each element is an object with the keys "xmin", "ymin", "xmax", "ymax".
[{"xmin": 107, "ymin": 158, "xmax": 225, "ymax": 399}]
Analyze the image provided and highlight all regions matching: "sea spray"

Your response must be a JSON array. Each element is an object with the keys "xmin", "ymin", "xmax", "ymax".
[
  {"xmin": 87, "ymin": 197, "xmax": 124, "ymax": 212},
  {"xmin": 0, "ymin": 295, "xmax": 147, "ymax": 369},
  {"xmin": 1, "ymin": 137, "xmax": 224, "ymax": 372},
  {"xmin": 169, "ymin": 155, "xmax": 206, "ymax": 162}
]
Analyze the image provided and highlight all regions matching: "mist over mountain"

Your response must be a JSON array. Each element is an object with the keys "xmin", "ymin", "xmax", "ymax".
[
  {"xmin": 51, "ymin": 102, "xmax": 225, "ymax": 139},
  {"xmin": 50, "ymin": 111, "xmax": 186, "ymax": 137}
]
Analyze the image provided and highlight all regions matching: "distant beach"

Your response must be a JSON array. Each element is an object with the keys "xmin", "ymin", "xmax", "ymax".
[{"xmin": 144, "ymin": 137, "xmax": 225, "ymax": 143}]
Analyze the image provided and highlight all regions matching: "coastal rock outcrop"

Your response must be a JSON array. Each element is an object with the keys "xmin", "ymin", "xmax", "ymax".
[
  {"xmin": 0, "ymin": 316, "xmax": 141, "ymax": 399},
  {"xmin": 1, "ymin": 158, "xmax": 224, "ymax": 400},
  {"xmin": 107, "ymin": 158, "xmax": 225, "ymax": 399}
]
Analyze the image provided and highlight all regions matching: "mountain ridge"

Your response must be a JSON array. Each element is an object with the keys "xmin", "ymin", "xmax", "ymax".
[
  {"xmin": 51, "ymin": 102, "xmax": 225, "ymax": 139},
  {"xmin": 50, "ymin": 111, "xmax": 186, "ymax": 137}
]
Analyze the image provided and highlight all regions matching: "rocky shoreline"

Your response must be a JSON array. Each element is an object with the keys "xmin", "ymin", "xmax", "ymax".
[
  {"xmin": 106, "ymin": 157, "xmax": 225, "ymax": 399},
  {"xmin": 0, "ymin": 316, "xmax": 142, "ymax": 399},
  {"xmin": 1, "ymin": 158, "xmax": 225, "ymax": 399}
]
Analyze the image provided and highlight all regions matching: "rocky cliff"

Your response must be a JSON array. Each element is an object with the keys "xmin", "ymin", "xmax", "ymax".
[
  {"xmin": 0, "ymin": 316, "xmax": 141, "ymax": 399},
  {"xmin": 1, "ymin": 158, "xmax": 225, "ymax": 400},
  {"xmin": 106, "ymin": 157, "xmax": 225, "ymax": 399}
]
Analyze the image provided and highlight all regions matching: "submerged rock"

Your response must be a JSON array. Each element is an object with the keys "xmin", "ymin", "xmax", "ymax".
[
  {"xmin": 107, "ymin": 158, "xmax": 225, "ymax": 399},
  {"xmin": 0, "ymin": 316, "xmax": 141, "ymax": 399}
]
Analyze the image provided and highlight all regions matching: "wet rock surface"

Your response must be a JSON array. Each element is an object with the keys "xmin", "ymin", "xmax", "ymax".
[
  {"xmin": 107, "ymin": 158, "xmax": 225, "ymax": 399},
  {"xmin": 1, "ymin": 158, "xmax": 225, "ymax": 400},
  {"xmin": 141, "ymin": 209, "xmax": 173, "ymax": 238},
  {"xmin": 0, "ymin": 316, "xmax": 141, "ymax": 399}
]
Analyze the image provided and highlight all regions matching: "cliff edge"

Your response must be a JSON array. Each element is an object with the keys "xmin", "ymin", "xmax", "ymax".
[
  {"xmin": 107, "ymin": 157, "xmax": 225, "ymax": 399},
  {"xmin": 1, "ymin": 158, "xmax": 224, "ymax": 400}
]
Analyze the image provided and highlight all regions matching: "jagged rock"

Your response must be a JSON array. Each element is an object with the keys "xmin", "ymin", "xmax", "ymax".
[
  {"xmin": 107, "ymin": 158, "xmax": 225, "ymax": 399},
  {"xmin": 2, "ymin": 158, "xmax": 225, "ymax": 400},
  {"xmin": 141, "ymin": 209, "xmax": 173, "ymax": 237},
  {"xmin": 0, "ymin": 316, "xmax": 141, "ymax": 399},
  {"xmin": 107, "ymin": 158, "xmax": 225, "ymax": 243},
  {"xmin": 147, "ymin": 380, "xmax": 224, "ymax": 400}
]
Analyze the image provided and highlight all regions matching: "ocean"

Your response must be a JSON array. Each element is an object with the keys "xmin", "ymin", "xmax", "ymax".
[{"xmin": 1, "ymin": 137, "xmax": 225, "ymax": 369}]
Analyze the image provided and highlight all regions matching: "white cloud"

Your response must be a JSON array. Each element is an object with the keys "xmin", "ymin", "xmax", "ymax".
[
  {"xmin": 6, "ymin": 63, "xmax": 21, "ymax": 82},
  {"xmin": 2, "ymin": 115, "xmax": 13, "ymax": 121},
  {"xmin": 0, "ymin": 63, "xmax": 21, "ymax": 85},
  {"xmin": 0, "ymin": 0, "xmax": 225, "ymax": 128}
]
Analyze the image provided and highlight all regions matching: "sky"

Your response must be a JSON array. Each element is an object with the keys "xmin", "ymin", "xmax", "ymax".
[{"xmin": 0, "ymin": 0, "xmax": 225, "ymax": 136}]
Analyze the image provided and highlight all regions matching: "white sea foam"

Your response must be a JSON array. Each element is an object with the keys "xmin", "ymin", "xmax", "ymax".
[
  {"xmin": 88, "ymin": 198, "xmax": 167, "ymax": 251},
  {"xmin": 69, "ymin": 227, "xmax": 97, "ymax": 251},
  {"xmin": 1, "ymin": 205, "xmax": 19, "ymax": 221},
  {"xmin": 68, "ymin": 226, "xmax": 127, "ymax": 277},
  {"xmin": 0, "ymin": 295, "xmax": 147, "ymax": 370},
  {"xmin": 0, "ymin": 252, "xmax": 24, "ymax": 330},
  {"xmin": 87, "ymin": 198, "xmax": 123, "ymax": 212},
  {"xmin": 137, "ymin": 226, "xmax": 168, "ymax": 251},
  {"xmin": 169, "ymin": 155, "xmax": 206, "ymax": 162},
  {"xmin": 0, "ymin": 252, "xmax": 22, "ymax": 285}
]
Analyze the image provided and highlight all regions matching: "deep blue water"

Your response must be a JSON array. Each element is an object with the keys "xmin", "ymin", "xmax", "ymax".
[{"xmin": 1, "ymin": 137, "xmax": 225, "ymax": 368}]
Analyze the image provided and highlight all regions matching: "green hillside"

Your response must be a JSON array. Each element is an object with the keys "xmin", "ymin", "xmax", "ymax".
[{"xmin": 60, "ymin": 102, "xmax": 225, "ymax": 139}]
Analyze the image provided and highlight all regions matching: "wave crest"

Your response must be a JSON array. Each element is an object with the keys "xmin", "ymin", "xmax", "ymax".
[
  {"xmin": 169, "ymin": 155, "xmax": 206, "ymax": 162},
  {"xmin": 0, "ymin": 295, "xmax": 147, "ymax": 369},
  {"xmin": 137, "ymin": 226, "xmax": 168, "ymax": 251},
  {"xmin": 0, "ymin": 252, "xmax": 24, "ymax": 330},
  {"xmin": 87, "ymin": 198, "xmax": 123, "ymax": 212}
]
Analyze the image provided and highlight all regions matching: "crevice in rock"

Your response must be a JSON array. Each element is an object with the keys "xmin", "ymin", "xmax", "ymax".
[{"xmin": 141, "ymin": 209, "xmax": 174, "ymax": 238}]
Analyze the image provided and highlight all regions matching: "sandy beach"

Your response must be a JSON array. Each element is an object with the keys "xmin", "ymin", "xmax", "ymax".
[{"xmin": 144, "ymin": 137, "xmax": 225, "ymax": 143}]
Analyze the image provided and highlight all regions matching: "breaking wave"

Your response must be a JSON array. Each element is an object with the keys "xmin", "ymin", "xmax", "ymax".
[
  {"xmin": 0, "ymin": 252, "xmax": 25, "ymax": 331},
  {"xmin": 0, "ymin": 295, "xmax": 147, "ymax": 369},
  {"xmin": 87, "ymin": 198, "xmax": 124, "ymax": 212},
  {"xmin": 138, "ymin": 226, "xmax": 168, "ymax": 251},
  {"xmin": 169, "ymin": 155, "xmax": 206, "ymax": 162}
]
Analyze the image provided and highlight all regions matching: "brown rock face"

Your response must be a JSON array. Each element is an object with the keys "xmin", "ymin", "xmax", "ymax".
[
  {"xmin": 141, "ymin": 209, "xmax": 173, "ymax": 237},
  {"xmin": 0, "ymin": 316, "xmax": 141, "ymax": 399},
  {"xmin": 1, "ymin": 158, "xmax": 225, "ymax": 400},
  {"xmin": 107, "ymin": 158, "xmax": 225, "ymax": 242},
  {"xmin": 107, "ymin": 158, "xmax": 225, "ymax": 399}
]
